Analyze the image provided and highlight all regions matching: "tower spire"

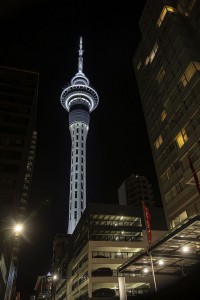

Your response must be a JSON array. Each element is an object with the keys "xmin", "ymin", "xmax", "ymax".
[{"xmin": 78, "ymin": 36, "xmax": 83, "ymax": 73}]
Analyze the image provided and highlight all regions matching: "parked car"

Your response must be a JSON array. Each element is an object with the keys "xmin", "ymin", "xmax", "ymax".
[
  {"xmin": 92, "ymin": 267, "xmax": 113, "ymax": 276},
  {"xmin": 92, "ymin": 288, "xmax": 116, "ymax": 297}
]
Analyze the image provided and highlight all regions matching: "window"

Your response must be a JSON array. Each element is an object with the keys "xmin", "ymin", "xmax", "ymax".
[
  {"xmin": 180, "ymin": 61, "xmax": 200, "ymax": 87},
  {"xmin": 75, "ymin": 201, "xmax": 77, "ymax": 208},
  {"xmin": 166, "ymin": 167, "xmax": 172, "ymax": 179},
  {"xmin": 172, "ymin": 211, "xmax": 187, "ymax": 228},
  {"xmin": 137, "ymin": 61, "xmax": 141, "ymax": 70},
  {"xmin": 176, "ymin": 128, "xmax": 188, "ymax": 148},
  {"xmin": 161, "ymin": 110, "xmax": 167, "ymax": 121},
  {"xmin": 171, "ymin": 186, "xmax": 177, "ymax": 198},
  {"xmin": 145, "ymin": 43, "xmax": 159, "ymax": 65},
  {"xmin": 74, "ymin": 211, "xmax": 77, "ymax": 220},
  {"xmin": 157, "ymin": 6, "xmax": 177, "ymax": 27},
  {"xmin": 156, "ymin": 66, "xmax": 166, "ymax": 84},
  {"xmin": 155, "ymin": 135, "xmax": 163, "ymax": 149}
]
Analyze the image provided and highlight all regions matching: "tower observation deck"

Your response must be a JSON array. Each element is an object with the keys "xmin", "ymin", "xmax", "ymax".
[{"xmin": 60, "ymin": 37, "xmax": 99, "ymax": 234}]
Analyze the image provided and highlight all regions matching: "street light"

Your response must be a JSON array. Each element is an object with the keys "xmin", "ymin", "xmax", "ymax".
[
  {"xmin": 158, "ymin": 259, "xmax": 164, "ymax": 266},
  {"xmin": 14, "ymin": 224, "xmax": 24, "ymax": 235},
  {"xmin": 182, "ymin": 245, "xmax": 189, "ymax": 253},
  {"xmin": 2, "ymin": 222, "xmax": 25, "ymax": 299},
  {"xmin": 52, "ymin": 274, "xmax": 58, "ymax": 300},
  {"xmin": 53, "ymin": 274, "xmax": 58, "ymax": 281}
]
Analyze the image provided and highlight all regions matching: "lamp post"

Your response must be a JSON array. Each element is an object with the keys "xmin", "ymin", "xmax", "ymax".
[
  {"xmin": 3, "ymin": 222, "xmax": 24, "ymax": 300},
  {"xmin": 52, "ymin": 274, "xmax": 58, "ymax": 300}
]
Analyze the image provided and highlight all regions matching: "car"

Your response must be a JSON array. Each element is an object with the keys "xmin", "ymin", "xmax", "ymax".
[
  {"xmin": 92, "ymin": 267, "xmax": 113, "ymax": 276},
  {"xmin": 92, "ymin": 288, "xmax": 116, "ymax": 297}
]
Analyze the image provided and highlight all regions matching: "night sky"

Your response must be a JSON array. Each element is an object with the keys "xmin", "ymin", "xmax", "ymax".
[{"xmin": 0, "ymin": 0, "xmax": 168, "ymax": 298}]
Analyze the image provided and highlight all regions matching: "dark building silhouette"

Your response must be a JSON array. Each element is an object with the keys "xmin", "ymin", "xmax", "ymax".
[
  {"xmin": 118, "ymin": 174, "xmax": 155, "ymax": 207},
  {"xmin": 0, "ymin": 66, "xmax": 38, "ymax": 300},
  {"xmin": 33, "ymin": 273, "xmax": 52, "ymax": 300}
]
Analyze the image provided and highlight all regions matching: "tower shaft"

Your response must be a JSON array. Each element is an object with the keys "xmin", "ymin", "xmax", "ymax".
[{"xmin": 68, "ymin": 121, "xmax": 88, "ymax": 234}]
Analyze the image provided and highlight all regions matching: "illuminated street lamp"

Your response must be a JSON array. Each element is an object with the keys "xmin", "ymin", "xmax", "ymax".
[
  {"xmin": 13, "ymin": 223, "xmax": 24, "ymax": 237},
  {"xmin": 53, "ymin": 274, "xmax": 58, "ymax": 281},
  {"xmin": 52, "ymin": 274, "xmax": 58, "ymax": 300},
  {"xmin": 143, "ymin": 267, "xmax": 149, "ymax": 273},
  {"xmin": 182, "ymin": 245, "xmax": 189, "ymax": 253},
  {"xmin": 14, "ymin": 224, "xmax": 23, "ymax": 233},
  {"xmin": 158, "ymin": 259, "xmax": 164, "ymax": 266}
]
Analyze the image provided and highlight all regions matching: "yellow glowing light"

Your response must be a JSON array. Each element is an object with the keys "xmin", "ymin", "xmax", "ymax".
[{"xmin": 14, "ymin": 224, "xmax": 23, "ymax": 233}]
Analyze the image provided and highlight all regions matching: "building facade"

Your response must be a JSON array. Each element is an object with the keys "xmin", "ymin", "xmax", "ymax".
[
  {"xmin": 118, "ymin": 174, "xmax": 155, "ymax": 207},
  {"xmin": 34, "ymin": 274, "xmax": 52, "ymax": 300},
  {"xmin": 51, "ymin": 203, "xmax": 167, "ymax": 300},
  {"xmin": 0, "ymin": 66, "xmax": 38, "ymax": 300},
  {"xmin": 133, "ymin": 0, "xmax": 200, "ymax": 229},
  {"xmin": 60, "ymin": 38, "xmax": 99, "ymax": 234}
]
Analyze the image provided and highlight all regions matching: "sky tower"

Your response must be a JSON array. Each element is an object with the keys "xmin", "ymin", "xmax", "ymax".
[{"xmin": 60, "ymin": 37, "xmax": 99, "ymax": 234}]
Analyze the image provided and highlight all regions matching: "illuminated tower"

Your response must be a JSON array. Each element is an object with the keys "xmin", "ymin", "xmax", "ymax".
[{"xmin": 60, "ymin": 37, "xmax": 99, "ymax": 234}]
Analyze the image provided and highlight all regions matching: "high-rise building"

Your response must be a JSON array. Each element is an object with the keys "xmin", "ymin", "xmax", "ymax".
[
  {"xmin": 133, "ymin": 0, "xmax": 200, "ymax": 229},
  {"xmin": 34, "ymin": 273, "xmax": 52, "ymax": 300},
  {"xmin": 0, "ymin": 66, "xmax": 38, "ymax": 300},
  {"xmin": 60, "ymin": 37, "xmax": 99, "ymax": 234},
  {"xmin": 51, "ymin": 234, "xmax": 70, "ymax": 299},
  {"xmin": 118, "ymin": 174, "xmax": 155, "ymax": 207}
]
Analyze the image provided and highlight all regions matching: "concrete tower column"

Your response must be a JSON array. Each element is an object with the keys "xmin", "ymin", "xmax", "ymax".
[{"xmin": 60, "ymin": 37, "xmax": 99, "ymax": 234}]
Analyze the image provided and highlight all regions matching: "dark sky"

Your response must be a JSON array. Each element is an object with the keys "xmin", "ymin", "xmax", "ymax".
[{"xmin": 0, "ymin": 0, "xmax": 166, "ymax": 298}]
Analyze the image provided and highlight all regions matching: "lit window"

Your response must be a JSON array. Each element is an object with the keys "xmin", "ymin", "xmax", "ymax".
[
  {"xmin": 157, "ymin": 6, "xmax": 177, "ymax": 27},
  {"xmin": 149, "ymin": 43, "xmax": 158, "ymax": 63},
  {"xmin": 155, "ymin": 135, "xmax": 163, "ymax": 149},
  {"xmin": 145, "ymin": 56, "xmax": 150, "ymax": 66},
  {"xmin": 145, "ymin": 43, "xmax": 159, "ymax": 66},
  {"xmin": 171, "ymin": 211, "xmax": 187, "ymax": 228},
  {"xmin": 161, "ymin": 110, "xmax": 167, "ymax": 121},
  {"xmin": 176, "ymin": 128, "xmax": 188, "ymax": 148},
  {"xmin": 180, "ymin": 61, "xmax": 200, "ymax": 87}
]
